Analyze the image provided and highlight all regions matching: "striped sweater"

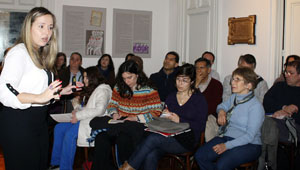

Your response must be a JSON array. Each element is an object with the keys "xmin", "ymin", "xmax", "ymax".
[{"xmin": 107, "ymin": 86, "xmax": 162, "ymax": 123}]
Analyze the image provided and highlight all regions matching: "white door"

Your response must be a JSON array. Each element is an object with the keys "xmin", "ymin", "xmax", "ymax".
[{"xmin": 284, "ymin": 0, "xmax": 300, "ymax": 58}]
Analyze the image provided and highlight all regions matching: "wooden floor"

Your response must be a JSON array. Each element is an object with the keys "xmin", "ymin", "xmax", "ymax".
[
  {"xmin": 0, "ymin": 147, "xmax": 5, "ymax": 170},
  {"xmin": 72, "ymin": 152, "xmax": 200, "ymax": 170}
]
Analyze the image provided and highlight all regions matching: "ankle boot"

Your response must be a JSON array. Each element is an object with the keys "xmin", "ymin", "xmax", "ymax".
[{"xmin": 119, "ymin": 161, "xmax": 135, "ymax": 170}]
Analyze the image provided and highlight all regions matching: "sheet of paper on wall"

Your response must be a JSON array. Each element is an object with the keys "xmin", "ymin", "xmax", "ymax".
[{"xmin": 50, "ymin": 113, "xmax": 72, "ymax": 122}]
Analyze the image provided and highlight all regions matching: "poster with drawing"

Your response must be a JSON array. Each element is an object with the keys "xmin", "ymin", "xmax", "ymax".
[
  {"xmin": 62, "ymin": 6, "xmax": 106, "ymax": 58},
  {"xmin": 86, "ymin": 30, "xmax": 104, "ymax": 56}
]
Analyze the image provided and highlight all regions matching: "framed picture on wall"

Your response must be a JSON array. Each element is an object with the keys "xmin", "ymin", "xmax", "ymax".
[{"xmin": 227, "ymin": 15, "xmax": 256, "ymax": 45}]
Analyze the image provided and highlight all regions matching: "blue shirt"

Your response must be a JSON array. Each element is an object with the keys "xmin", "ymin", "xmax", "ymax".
[{"xmin": 217, "ymin": 92, "xmax": 265, "ymax": 149}]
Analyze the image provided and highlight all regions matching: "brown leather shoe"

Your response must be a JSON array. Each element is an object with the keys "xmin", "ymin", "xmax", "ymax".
[{"xmin": 119, "ymin": 161, "xmax": 135, "ymax": 170}]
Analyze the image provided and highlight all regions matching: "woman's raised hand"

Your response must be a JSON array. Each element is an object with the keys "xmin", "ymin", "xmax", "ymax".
[
  {"xmin": 60, "ymin": 82, "xmax": 84, "ymax": 95},
  {"xmin": 39, "ymin": 80, "xmax": 62, "ymax": 103}
]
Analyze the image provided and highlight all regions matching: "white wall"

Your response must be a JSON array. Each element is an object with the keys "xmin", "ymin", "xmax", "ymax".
[
  {"xmin": 49, "ymin": 0, "xmax": 170, "ymax": 77},
  {"xmin": 217, "ymin": 0, "xmax": 276, "ymax": 86}
]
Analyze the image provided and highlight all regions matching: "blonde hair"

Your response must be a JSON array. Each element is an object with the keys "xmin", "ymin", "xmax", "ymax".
[{"xmin": 15, "ymin": 7, "xmax": 58, "ymax": 72}]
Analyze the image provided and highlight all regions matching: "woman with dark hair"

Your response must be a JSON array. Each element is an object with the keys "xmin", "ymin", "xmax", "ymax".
[
  {"xmin": 97, "ymin": 53, "xmax": 115, "ymax": 88},
  {"xmin": 195, "ymin": 67, "xmax": 264, "ymax": 170},
  {"xmin": 55, "ymin": 52, "xmax": 67, "ymax": 70},
  {"xmin": 49, "ymin": 66, "xmax": 112, "ymax": 170},
  {"xmin": 54, "ymin": 52, "xmax": 67, "ymax": 79},
  {"xmin": 125, "ymin": 53, "xmax": 135, "ymax": 61},
  {"xmin": 129, "ymin": 55, "xmax": 143, "ymax": 70},
  {"xmin": 91, "ymin": 60, "xmax": 162, "ymax": 170},
  {"xmin": 120, "ymin": 63, "xmax": 208, "ymax": 170}
]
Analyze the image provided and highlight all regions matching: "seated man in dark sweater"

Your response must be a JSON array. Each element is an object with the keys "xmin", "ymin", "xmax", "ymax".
[
  {"xmin": 261, "ymin": 60, "xmax": 300, "ymax": 169},
  {"xmin": 195, "ymin": 58, "xmax": 223, "ymax": 142},
  {"xmin": 150, "ymin": 51, "xmax": 179, "ymax": 102}
]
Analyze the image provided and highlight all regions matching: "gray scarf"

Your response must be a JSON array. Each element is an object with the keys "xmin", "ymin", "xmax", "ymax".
[{"xmin": 218, "ymin": 91, "xmax": 254, "ymax": 137}]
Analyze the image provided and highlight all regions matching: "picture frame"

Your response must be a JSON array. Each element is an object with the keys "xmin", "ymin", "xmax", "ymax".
[{"xmin": 228, "ymin": 15, "xmax": 256, "ymax": 45}]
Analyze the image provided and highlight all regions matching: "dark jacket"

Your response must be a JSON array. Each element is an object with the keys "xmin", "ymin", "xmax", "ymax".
[
  {"xmin": 97, "ymin": 66, "xmax": 115, "ymax": 89},
  {"xmin": 149, "ymin": 67, "xmax": 178, "ymax": 102},
  {"xmin": 263, "ymin": 81, "xmax": 300, "ymax": 124},
  {"xmin": 58, "ymin": 66, "xmax": 85, "ymax": 88}
]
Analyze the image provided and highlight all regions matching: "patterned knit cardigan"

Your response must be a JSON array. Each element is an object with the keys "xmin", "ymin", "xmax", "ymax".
[{"xmin": 107, "ymin": 86, "xmax": 162, "ymax": 123}]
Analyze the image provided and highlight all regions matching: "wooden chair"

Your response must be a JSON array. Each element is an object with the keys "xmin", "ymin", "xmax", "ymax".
[
  {"xmin": 80, "ymin": 145, "xmax": 118, "ymax": 166},
  {"xmin": 238, "ymin": 160, "xmax": 258, "ymax": 170},
  {"xmin": 162, "ymin": 132, "xmax": 205, "ymax": 170}
]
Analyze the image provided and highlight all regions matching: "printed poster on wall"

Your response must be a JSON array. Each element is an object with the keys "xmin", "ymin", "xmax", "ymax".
[
  {"xmin": 112, "ymin": 9, "xmax": 152, "ymax": 58},
  {"xmin": 62, "ymin": 5, "xmax": 106, "ymax": 58}
]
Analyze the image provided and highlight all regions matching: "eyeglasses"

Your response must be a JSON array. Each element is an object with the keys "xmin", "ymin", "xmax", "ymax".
[
  {"xmin": 176, "ymin": 78, "xmax": 191, "ymax": 83},
  {"xmin": 284, "ymin": 70, "xmax": 295, "ymax": 76}
]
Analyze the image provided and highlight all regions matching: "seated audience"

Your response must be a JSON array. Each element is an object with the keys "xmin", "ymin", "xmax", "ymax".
[
  {"xmin": 195, "ymin": 58, "xmax": 223, "ymax": 141},
  {"xmin": 195, "ymin": 67, "xmax": 265, "ymax": 170},
  {"xmin": 91, "ymin": 60, "xmax": 162, "ymax": 170},
  {"xmin": 150, "ymin": 51, "xmax": 179, "ymax": 102},
  {"xmin": 48, "ymin": 66, "xmax": 112, "ymax": 170},
  {"xmin": 222, "ymin": 54, "xmax": 268, "ymax": 103},
  {"xmin": 120, "ymin": 64, "xmax": 208, "ymax": 170},
  {"xmin": 59, "ymin": 52, "xmax": 85, "ymax": 88},
  {"xmin": 273, "ymin": 54, "xmax": 300, "ymax": 84},
  {"xmin": 96, "ymin": 54, "xmax": 116, "ymax": 88},
  {"xmin": 260, "ymin": 60, "xmax": 300, "ymax": 170},
  {"xmin": 202, "ymin": 51, "xmax": 220, "ymax": 81}
]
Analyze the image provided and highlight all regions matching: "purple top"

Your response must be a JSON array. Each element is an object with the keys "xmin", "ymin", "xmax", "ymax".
[{"xmin": 165, "ymin": 91, "xmax": 208, "ymax": 144}]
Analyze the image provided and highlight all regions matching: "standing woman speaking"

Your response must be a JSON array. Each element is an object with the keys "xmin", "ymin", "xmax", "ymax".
[{"xmin": 0, "ymin": 7, "xmax": 78, "ymax": 170}]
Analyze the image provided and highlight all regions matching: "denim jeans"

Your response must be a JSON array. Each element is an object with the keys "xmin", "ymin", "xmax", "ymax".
[
  {"xmin": 195, "ymin": 136, "xmax": 261, "ymax": 170},
  {"xmin": 128, "ymin": 133, "xmax": 188, "ymax": 170},
  {"xmin": 50, "ymin": 122, "xmax": 80, "ymax": 170}
]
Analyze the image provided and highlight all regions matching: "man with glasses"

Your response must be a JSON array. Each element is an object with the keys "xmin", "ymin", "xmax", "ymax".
[
  {"xmin": 222, "ymin": 54, "xmax": 268, "ymax": 103},
  {"xmin": 274, "ymin": 55, "xmax": 300, "ymax": 84},
  {"xmin": 259, "ymin": 60, "xmax": 300, "ymax": 170},
  {"xmin": 195, "ymin": 58, "xmax": 223, "ymax": 141},
  {"xmin": 150, "ymin": 51, "xmax": 179, "ymax": 102}
]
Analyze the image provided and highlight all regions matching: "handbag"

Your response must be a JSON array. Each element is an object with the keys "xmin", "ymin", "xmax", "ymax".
[{"xmin": 147, "ymin": 117, "xmax": 190, "ymax": 133}]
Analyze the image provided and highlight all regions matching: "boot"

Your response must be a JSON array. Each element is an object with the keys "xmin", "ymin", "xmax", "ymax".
[{"xmin": 119, "ymin": 161, "xmax": 135, "ymax": 170}]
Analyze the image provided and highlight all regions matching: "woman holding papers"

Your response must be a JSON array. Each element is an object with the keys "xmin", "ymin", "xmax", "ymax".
[
  {"xmin": 49, "ymin": 66, "xmax": 112, "ymax": 170},
  {"xmin": 195, "ymin": 67, "xmax": 264, "ymax": 170},
  {"xmin": 91, "ymin": 60, "xmax": 161, "ymax": 170},
  {"xmin": 119, "ymin": 64, "xmax": 208, "ymax": 170}
]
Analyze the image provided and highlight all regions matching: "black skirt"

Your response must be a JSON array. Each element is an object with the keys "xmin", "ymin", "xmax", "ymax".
[{"xmin": 0, "ymin": 105, "xmax": 48, "ymax": 170}]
